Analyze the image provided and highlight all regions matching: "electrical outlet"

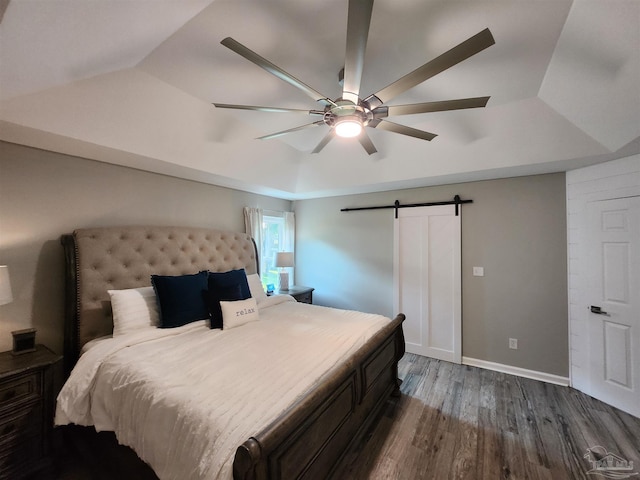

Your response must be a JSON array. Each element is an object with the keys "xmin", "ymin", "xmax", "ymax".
[{"xmin": 509, "ymin": 338, "xmax": 518, "ymax": 350}]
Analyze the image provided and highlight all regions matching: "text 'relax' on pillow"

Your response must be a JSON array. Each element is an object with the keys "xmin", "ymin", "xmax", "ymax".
[
  {"xmin": 151, "ymin": 271, "xmax": 209, "ymax": 328},
  {"xmin": 108, "ymin": 286, "xmax": 159, "ymax": 337},
  {"xmin": 205, "ymin": 269, "xmax": 251, "ymax": 329},
  {"xmin": 220, "ymin": 297, "xmax": 259, "ymax": 330}
]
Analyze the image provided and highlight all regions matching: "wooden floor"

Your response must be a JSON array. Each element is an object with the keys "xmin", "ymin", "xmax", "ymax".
[
  {"xmin": 333, "ymin": 353, "xmax": 640, "ymax": 480},
  {"xmin": 50, "ymin": 353, "xmax": 640, "ymax": 479}
]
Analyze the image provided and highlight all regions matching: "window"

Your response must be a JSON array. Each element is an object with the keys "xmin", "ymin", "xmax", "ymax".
[
  {"xmin": 244, "ymin": 208, "xmax": 295, "ymax": 289},
  {"xmin": 261, "ymin": 215, "xmax": 285, "ymax": 288}
]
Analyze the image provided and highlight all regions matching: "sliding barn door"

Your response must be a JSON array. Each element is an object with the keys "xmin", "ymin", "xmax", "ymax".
[{"xmin": 394, "ymin": 205, "xmax": 461, "ymax": 363}]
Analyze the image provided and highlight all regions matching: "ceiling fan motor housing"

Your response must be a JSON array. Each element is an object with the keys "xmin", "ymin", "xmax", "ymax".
[{"xmin": 324, "ymin": 100, "xmax": 371, "ymax": 128}]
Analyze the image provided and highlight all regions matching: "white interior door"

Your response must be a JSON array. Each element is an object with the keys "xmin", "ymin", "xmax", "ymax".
[
  {"xmin": 587, "ymin": 196, "xmax": 639, "ymax": 417},
  {"xmin": 394, "ymin": 205, "xmax": 461, "ymax": 363}
]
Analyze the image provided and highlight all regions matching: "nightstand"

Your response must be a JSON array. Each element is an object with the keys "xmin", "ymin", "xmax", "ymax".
[
  {"xmin": 0, "ymin": 345, "xmax": 62, "ymax": 479},
  {"xmin": 278, "ymin": 286, "xmax": 314, "ymax": 304}
]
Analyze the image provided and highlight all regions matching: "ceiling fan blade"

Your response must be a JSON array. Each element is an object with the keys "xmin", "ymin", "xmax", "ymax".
[
  {"xmin": 365, "ymin": 28, "xmax": 495, "ymax": 107},
  {"xmin": 213, "ymin": 103, "xmax": 324, "ymax": 115},
  {"xmin": 380, "ymin": 96, "xmax": 490, "ymax": 117},
  {"xmin": 257, "ymin": 121, "xmax": 325, "ymax": 140},
  {"xmin": 358, "ymin": 131, "xmax": 377, "ymax": 155},
  {"xmin": 342, "ymin": 0, "xmax": 374, "ymax": 104},
  {"xmin": 373, "ymin": 120, "xmax": 437, "ymax": 141},
  {"xmin": 311, "ymin": 130, "xmax": 335, "ymax": 153},
  {"xmin": 221, "ymin": 37, "xmax": 336, "ymax": 107}
]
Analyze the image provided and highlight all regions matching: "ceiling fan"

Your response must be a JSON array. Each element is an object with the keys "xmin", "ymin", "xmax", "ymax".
[{"xmin": 213, "ymin": 0, "xmax": 495, "ymax": 155}]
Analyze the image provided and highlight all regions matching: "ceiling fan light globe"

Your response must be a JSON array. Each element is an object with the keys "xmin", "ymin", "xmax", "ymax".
[{"xmin": 335, "ymin": 119, "xmax": 362, "ymax": 138}]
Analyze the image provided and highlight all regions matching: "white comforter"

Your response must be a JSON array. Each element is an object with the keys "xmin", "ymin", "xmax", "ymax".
[{"xmin": 56, "ymin": 295, "xmax": 391, "ymax": 480}]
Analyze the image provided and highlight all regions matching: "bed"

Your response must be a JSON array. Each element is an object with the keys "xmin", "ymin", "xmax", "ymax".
[{"xmin": 57, "ymin": 225, "xmax": 405, "ymax": 480}]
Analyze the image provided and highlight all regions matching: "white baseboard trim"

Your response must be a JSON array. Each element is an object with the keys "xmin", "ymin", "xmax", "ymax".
[{"xmin": 462, "ymin": 356, "xmax": 570, "ymax": 386}]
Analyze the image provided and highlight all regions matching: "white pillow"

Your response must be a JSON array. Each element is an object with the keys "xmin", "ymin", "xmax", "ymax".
[
  {"xmin": 108, "ymin": 286, "xmax": 159, "ymax": 336},
  {"xmin": 247, "ymin": 273, "xmax": 268, "ymax": 304},
  {"xmin": 220, "ymin": 297, "xmax": 259, "ymax": 329}
]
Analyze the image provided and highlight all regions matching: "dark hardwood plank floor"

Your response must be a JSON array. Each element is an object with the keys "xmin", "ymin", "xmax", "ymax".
[
  {"xmin": 333, "ymin": 353, "xmax": 640, "ymax": 480},
  {"xmin": 48, "ymin": 354, "xmax": 640, "ymax": 479}
]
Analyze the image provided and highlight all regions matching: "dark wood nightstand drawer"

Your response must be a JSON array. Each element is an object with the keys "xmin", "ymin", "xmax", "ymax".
[
  {"xmin": 295, "ymin": 291, "xmax": 313, "ymax": 304},
  {"xmin": 0, "ymin": 345, "xmax": 62, "ymax": 479},
  {"xmin": 0, "ymin": 372, "xmax": 40, "ymax": 412},
  {"xmin": 0, "ymin": 404, "xmax": 43, "ymax": 448},
  {"xmin": 278, "ymin": 286, "xmax": 314, "ymax": 304},
  {"xmin": 0, "ymin": 434, "xmax": 45, "ymax": 479}
]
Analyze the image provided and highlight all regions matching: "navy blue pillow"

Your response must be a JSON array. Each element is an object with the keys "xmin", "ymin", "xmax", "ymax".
[
  {"xmin": 205, "ymin": 269, "xmax": 251, "ymax": 329},
  {"xmin": 208, "ymin": 269, "xmax": 251, "ymax": 298},
  {"xmin": 151, "ymin": 271, "xmax": 209, "ymax": 328}
]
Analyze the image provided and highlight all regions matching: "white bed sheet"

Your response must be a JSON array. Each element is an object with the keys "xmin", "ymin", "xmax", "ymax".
[{"xmin": 56, "ymin": 295, "xmax": 391, "ymax": 480}]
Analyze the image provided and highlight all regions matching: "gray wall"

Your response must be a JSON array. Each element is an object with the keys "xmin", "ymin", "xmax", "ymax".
[
  {"xmin": 0, "ymin": 140, "xmax": 569, "ymax": 377},
  {"xmin": 294, "ymin": 173, "xmax": 568, "ymax": 376},
  {"xmin": 0, "ymin": 141, "xmax": 291, "ymax": 353}
]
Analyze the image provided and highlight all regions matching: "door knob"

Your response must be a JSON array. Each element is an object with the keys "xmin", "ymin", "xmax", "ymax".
[{"xmin": 590, "ymin": 305, "xmax": 610, "ymax": 316}]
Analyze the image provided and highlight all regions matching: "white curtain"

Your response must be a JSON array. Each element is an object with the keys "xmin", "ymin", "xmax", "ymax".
[
  {"xmin": 283, "ymin": 211, "xmax": 295, "ymax": 285},
  {"xmin": 243, "ymin": 207, "xmax": 264, "ymax": 275},
  {"xmin": 283, "ymin": 212, "xmax": 295, "ymax": 252}
]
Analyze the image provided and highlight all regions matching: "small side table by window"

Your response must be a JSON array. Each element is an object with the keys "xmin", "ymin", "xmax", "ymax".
[
  {"xmin": 278, "ymin": 286, "xmax": 314, "ymax": 304},
  {"xmin": 0, "ymin": 345, "xmax": 62, "ymax": 479}
]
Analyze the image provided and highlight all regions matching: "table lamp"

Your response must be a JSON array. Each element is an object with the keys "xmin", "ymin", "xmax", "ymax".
[
  {"xmin": 0, "ymin": 266, "xmax": 12, "ymax": 306},
  {"xmin": 1, "ymin": 265, "xmax": 36, "ymax": 354},
  {"xmin": 275, "ymin": 252, "xmax": 294, "ymax": 291}
]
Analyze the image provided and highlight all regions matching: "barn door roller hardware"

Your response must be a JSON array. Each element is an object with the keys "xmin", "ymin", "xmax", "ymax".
[{"xmin": 341, "ymin": 195, "xmax": 472, "ymax": 218}]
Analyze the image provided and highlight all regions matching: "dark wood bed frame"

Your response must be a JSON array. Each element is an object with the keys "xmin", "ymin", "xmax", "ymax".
[{"xmin": 60, "ymin": 226, "xmax": 405, "ymax": 480}]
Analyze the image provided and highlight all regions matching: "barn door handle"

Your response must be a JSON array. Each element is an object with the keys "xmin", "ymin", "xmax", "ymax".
[{"xmin": 590, "ymin": 305, "xmax": 610, "ymax": 316}]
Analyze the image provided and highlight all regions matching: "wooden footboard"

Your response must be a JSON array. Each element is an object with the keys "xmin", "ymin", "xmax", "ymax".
[{"xmin": 233, "ymin": 313, "xmax": 405, "ymax": 480}]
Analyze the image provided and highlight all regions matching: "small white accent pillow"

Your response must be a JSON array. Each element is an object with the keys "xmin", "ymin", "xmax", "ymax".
[
  {"xmin": 247, "ymin": 273, "xmax": 268, "ymax": 304},
  {"xmin": 108, "ymin": 286, "xmax": 159, "ymax": 336},
  {"xmin": 220, "ymin": 297, "xmax": 259, "ymax": 330}
]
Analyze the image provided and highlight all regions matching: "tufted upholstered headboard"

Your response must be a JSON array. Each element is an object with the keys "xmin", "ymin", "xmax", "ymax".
[{"xmin": 61, "ymin": 226, "xmax": 258, "ymax": 374}]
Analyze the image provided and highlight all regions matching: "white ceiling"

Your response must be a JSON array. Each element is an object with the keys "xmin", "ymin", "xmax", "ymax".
[{"xmin": 1, "ymin": 0, "xmax": 638, "ymax": 199}]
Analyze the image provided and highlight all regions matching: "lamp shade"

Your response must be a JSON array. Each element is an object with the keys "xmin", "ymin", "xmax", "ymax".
[
  {"xmin": 0, "ymin": 266, "xmax": 13, "ymax": 305},
  {"xmin": 275, "ymin": 252, "xmax": 294, "ymax": 268}
]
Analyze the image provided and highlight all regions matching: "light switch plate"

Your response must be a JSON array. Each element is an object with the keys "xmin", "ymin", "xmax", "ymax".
[{"xmin": 473, "ymin": 266, "xmax": 484, "ymax": 277}]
